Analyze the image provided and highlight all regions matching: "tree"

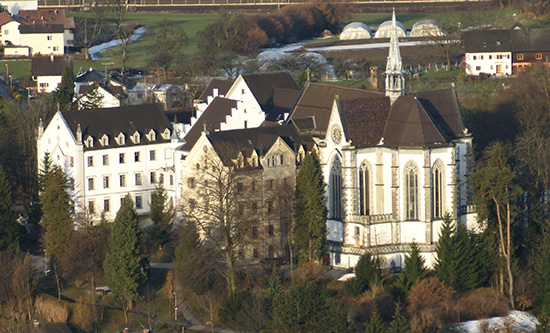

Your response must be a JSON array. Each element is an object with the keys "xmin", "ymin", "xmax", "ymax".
[
  {"xmin": 103, "ymin": 195, "xmax": 148, "ymax": 323},
  {"xmin": 393, "ymin": 242, "xmax": 428, "ymax": 299},
  {"xmin": 533, "ymin": 234, "xmax": 550, "ymax": 312},
  {"xmin": 364, "ymin": 304, "xmax": 386, "ymax": 333},
  {"xmin": 148, "ymin": 20, "xmax": 188, "ymax": 80},
  {"xmin": 78, "ymin": 85, "xmax": 104, "ymax": 110},
  {"xmin": 345, "ymin": 252, "xmax": 381, "ymax": 297},
  {"xmin": 40, "ymin": 165, "xmax": 72, "ymax": 300},
  {"xmin": 37, "ymin": 152, "xmax": 52, "ymax": 193},
  {"xmin": 148, "ymin": 184, "xmax": 171, "ymax": 250},
  {"xmin": 181, "ymin": 149, "xmax": 257, "ymax": 296},
  {"xmin": 0, "ymin": 165, "xmax": 19, "ymax": 252},
  {"xmin": 109, "ymin": 0, "xmax": 132, "ymax": 75},
  {"xmin": 389, "ymin": 302, "xmax": 409, "ymax": 333},
  {"xmin": 472, "ymin": 142, "xmax": 521, "ymax": 309},
  {"xmin": 79, "ymin": 3, "xmax": 106, "ymax": 60},
  {"xmin": 53, "ymin": 66, "xmax": 75, "ymax": 110},
  {"xmin": 294, "ymin": 151, "xmax": 327, "ymax": 264}
]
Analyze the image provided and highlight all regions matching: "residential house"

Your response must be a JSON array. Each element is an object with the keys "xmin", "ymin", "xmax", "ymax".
[
  {"xmin": 288, "ymin": 12, "xmax": 474, "ymax": 269},
  {"xmin": 31, "ymin": 55, "xmax": 71, "ymax": 93},
  {"xmin": 0, "ymin": 11, "xmax": 23, "ymax": 46},
  {"xmin": 18, "ymin": 8, "xmax": 75, "ymax": 49},
  {"xmin": 463, "ymin": 25, "xmax": 550, "ymax": 76},
  {"xmin": 178, "ymin": 122, "xmax": 315, "ymax": 260},
  {"xmin": 37, "ymin": 104, "xmax": 180, "ymax": 220},
  {"xmin": 77, "ymin": 83, "xmax": 126, "ymax": 109},
  {"xmin": 19, "ymin": 23, "xmax": 64, "ymax": 55},
  {"xmin": 127, "ymin": 83, "xmax": 185, "ymax": 109}
]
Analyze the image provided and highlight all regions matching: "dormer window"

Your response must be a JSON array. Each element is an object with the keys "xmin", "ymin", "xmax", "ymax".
[
  {"xmin": 146, "ymin": 129, "xmax": 156, "ymax": 142},
  {"xmin": 100, "ymin": 134, "xmax": 109, "ymax": 146},
  {"xmin": 131, "ymin": 131, "xmax": 140, "ymax": 144},
  {"xmin": 115, "ymin": 133, "xmax": 125, "ymax": 145},
  {"xmin": 85, "ymin": 136, "xmax": 93, "ymax": 148},
  {"xmin": 162, "ymin": 128, "xmax": 170, "ymax": 140}
]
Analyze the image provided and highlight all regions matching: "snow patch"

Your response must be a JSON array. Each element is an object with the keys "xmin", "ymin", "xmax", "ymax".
[
  {"xmin": 88, "ymin": 26, "xmax": 147, "ymax": 60},
  {"xmin": 337, "ymin": 273, "xmax": 356, "ymax": 281},
  {"xmin": 455, "ymin": 310, "xmax": 538, "ymax": 332}
]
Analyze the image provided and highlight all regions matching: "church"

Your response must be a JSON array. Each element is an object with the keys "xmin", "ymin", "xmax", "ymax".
[{"xmin": 288, "ymin": 11, "xmax": 475, "ymax": 269}]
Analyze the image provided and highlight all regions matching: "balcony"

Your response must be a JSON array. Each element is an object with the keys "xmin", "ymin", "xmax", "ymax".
[{"xmin": 347, "ymin": 214, "xmax": 394, "ymax": 225}]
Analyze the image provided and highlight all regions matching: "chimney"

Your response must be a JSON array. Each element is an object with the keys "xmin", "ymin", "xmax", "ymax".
[
  {"xmin": 50, "ymin": 54, "xmax": 54, "ymax": 62},
  {"xmin": 213, "ymin": 88, "xmax": 218, "ymax": 97},
  {"xmin": 76, "ymin": 124, "xmax": 82, "ymax": 143}
]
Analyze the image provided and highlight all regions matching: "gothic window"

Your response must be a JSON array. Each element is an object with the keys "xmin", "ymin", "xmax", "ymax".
[
  {"xmin": 405, "ymin": 163, "xmax": 419, "ymax": 220},
  {"xmin": 432, "ymin": 162, "xmax": 444, "ymax": 219},
  {"xmin": 330, "ymin": 157, "xmax": 342, "ymax": 220},
  {"xmin": 358, "ymin": 163, "xmax": 370, "ymax": 216}
]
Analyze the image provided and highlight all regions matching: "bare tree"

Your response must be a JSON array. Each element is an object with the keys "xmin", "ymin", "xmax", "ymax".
[
  {"xmin": 109, "ymin": 0, "xmax": 132, "ymax": 75},
  {"xmin": 80, "ymin": 3, "xmax": 106, "ymax": 60},
  {"xmin": 181, "ymin": 148, "xmax": 259, "ymax": 296}
]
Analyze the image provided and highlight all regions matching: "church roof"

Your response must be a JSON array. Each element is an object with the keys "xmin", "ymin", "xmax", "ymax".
[
  {"xmin": 180, "ymin": 97, "xmax": 238, "ymax": 152},
  {"xmin": 198, "ymin": 78, "xmax": 235, "ymax": 101},
  {"xmin": 62, "ymin": 104, "xmax": 172, "ymax": 151},
  {"xmin": 340, "ymin": 97, "xmax": 391, "ymax": 146},
  {"xmin": 382, "ymin": 89, "xmax": 464, "ymax": 147},
  {"xmin": 288, "ymin": 82, "xmax": 383, "ymax": 137}
]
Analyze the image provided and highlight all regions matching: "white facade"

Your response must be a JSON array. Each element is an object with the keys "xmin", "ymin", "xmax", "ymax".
[
  {"xmin": 36, "ymin": 74, "xmax": 62, "ymax": 93},
  {"xmin": 465, "ymin": 52, "xmax": 512, "ymax": 76},
  {"xmin": 21, "ymin": 30, "xmax": 63, "ymax": 55},
  {"xmin": 224, "ymin": 75, "xmax": 266, "ymax": 126},
  {"xmin": 37, "ymin": 109, "xmax": 178, "ymax": 221},
  {"xmin": 0, "ymin": 20, "xmax": 21, "ymax": 45}
]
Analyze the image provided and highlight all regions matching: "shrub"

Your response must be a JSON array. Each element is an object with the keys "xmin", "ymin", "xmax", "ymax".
[
  {"xmin": 406, "ymin": 277, "xmax": 455, "ymax": 332},
  {"xmin": 35, "ymin": 294, "xmax": 69, "ymax": 323},
  {"xmin": 455, "ymin": 288, "xmax": 509, "ymax": 321}
]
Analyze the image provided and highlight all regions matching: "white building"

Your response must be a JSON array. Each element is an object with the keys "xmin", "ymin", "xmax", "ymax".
[
  {"xmin": 19, "ymin": 23, "xmax": 64, "ymax": 55},
  {"xmin": 37, "ymin": 104, "xmax": 180, "ymax": 220},
  {"xmin": 31, "ymin": 55, "xmax": 71, "ymax": 93},
  {"xmin": 0, "ymin": 11, "xmax": 23, "ymax": 46},
  {"xmin": 463, "ymin": 28, "xmax": 513, "ymax": 76}
]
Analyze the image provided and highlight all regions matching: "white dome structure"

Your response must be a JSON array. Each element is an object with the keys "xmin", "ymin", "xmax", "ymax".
[
  {"xmin": 410, "ymin": 19, "xmax": 447, "ymax": 37},
  {"xmin": 340, "ymin": 22, "xmax": 372, "ymax": 40},
  {"xmin": 374, "ymin": 20, "xmax": 407, "ymax": 38}
]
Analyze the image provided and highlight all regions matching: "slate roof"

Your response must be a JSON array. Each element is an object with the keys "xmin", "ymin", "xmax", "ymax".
[
  {"xmin": 20, "ymin": 23, "xmax": 64, "ymax": 34},
  {"xmin": 241, "ymin": 72, "xmax": 300, "ymax": 111},
  {"xmin": 382, "ymin": 89, "xmax": 464, "ymax": 147},
  {"xmin": 62, "ymin": 104, "xmax": 172, "ymax": 151},
  {"xmin": 198, "ymin": 78, "xmax": 235, "ymax": 101},
  {"xmin": 165, "ymin": 107, "xmax": 195, "ymax": 124},
  {"xmin": 75, "ymin": 68, "xmax": 105, "ymax": 83},
  {"xmin": 18, "ymin": 8, "xmax": 75, "ymax": 29},
  {"xmin": 268, "ymin": 87, "xmax": 301, "ymax": 122},
  {"xmin": 340, "ymin": 97, "xmax": 391, "ymax": 146},
  {"xmin": 207, "ymin": 122, "xmax": 315, "ymax": 166},
  {"xmin": 180, "ymin": 97, "xmax": 238, "ymax": 151},
  {"xmin": 31, "ymin": 56, "xmax": 72, "ymax": 77},
  {"xmin": 463, "ymin": 28, "xmax": 550, "ymax": 53},
  {"xmin": 288, "ymin": 82, "xmax": 384, "ymax": 137}
]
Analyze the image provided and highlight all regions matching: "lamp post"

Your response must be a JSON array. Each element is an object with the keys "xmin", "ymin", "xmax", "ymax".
[
  {"xmin": 4, "ymin": 64, "xmax": 8, "ymax": 84},
  {"xmin": 9, "ymin": 74, "xmax": 12, "ymax": 89},
  {"xmin": 174, "ymin": 291, "xmax": 178, "ymax": 321}
]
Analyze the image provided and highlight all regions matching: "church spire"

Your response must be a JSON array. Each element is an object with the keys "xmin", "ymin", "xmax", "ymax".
[{"xmin": 385, "ymin": 8, "xmax": 405, "ymax": 105}]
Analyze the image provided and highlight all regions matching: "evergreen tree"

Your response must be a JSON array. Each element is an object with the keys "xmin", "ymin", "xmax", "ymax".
[
  {"xmin": 434, "ymin": 214, "xmax": 458, "ymax": 286},
  {"xmin": 37, "ymin": 152, "xmax": 52, "ymax": 193},
  {"xmin": 389, "ymin": 302, "xmax": 409, "ymax": 333},
  {"xmin": 0, "ymin": 165, "xmax": 19, "ymax": 251},
  {"xmin": 345, "ymin": 252, "xmax": 380, "ymax": 297},
  {"xmin": 394, "ymin": 242, "xmax": 427, "ymax": 299},
  {"xmin": 103, "ymin": 194, "xmax": 148, "ymax": 323},
  {"xmin": 40, "ymin": 166, "xmax": 72, "ymax": 300},
  {"xmin": 78, "ymin": 85, "xmax": 104, "ymax": 110},
  {"xmin": 174, "ymin": 221, "xmax": 200, "ymax": 262},
  {"xmin": 364, "ymin": 304, "xmax": 386, "ymax": 333},
  {"xmin": 53, "ymin": 66, "xmax": 75, "ymax": 110},
  {"xmin": 148, "ymin": 184, "xmax": 171, "ymax": 250},
  {"xmin": 294, "ymin": 152, "xmax": 327, "ymax": 264}
]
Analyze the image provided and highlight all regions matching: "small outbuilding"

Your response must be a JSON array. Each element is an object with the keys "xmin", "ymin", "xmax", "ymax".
[
  {"xmin": 410, "ymin": 19, "xmax": 447, "ymax": 37},
  {"xmin": 340, "ymin": 22, "xmax": 372, "ymax": 40},
  {"xmin": 374, "ymin": 20, "xmax": 407, "ymax": 38}
]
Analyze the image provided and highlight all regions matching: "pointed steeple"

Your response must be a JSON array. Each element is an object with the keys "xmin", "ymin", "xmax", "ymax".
[{"xmin": 385, "ymin": 8, "xmax": 405, "ymax": 105}]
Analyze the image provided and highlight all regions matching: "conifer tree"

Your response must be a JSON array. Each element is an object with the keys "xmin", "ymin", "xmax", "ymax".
[
  {"xmin": 394, "ymin": 242, "xmax": 427, "ymax": 299},
  {"xmin": 294, "ymin": 152, "xmax": 327, "ymax": 264},
  {"xmin": 148, "ymin": 184, "xmax": 171, "ymax": 249},
  {"xmin": 53, "ymin": 66, "xmax": 75, "ymax": 110},
  {"xmin": 345, "ymin": 252, "xmax": 381, "ymax": 297},
  {"xmin": 0, "ymin": 165, "xmax": 19, "ymax": 251},
  {"xmin": 389, "ymin": 302, "xmax": 409, "ymax": 333},
  {"xmin": 434, "ymin": 214, "xmax": 458, "ymax": 286},
  {"xmin": 364, "ymin": 304, "xmax": 386, "ymax": 333},
  {"xmin": 37, "ymin": 152, "xmax": 52, "ymax": 193},
  {"xmin": 534, "ymin": 234, "xmax": 550, "ymax": 311},
  {"xmin": 40, "ymin": 165, "xmax": 72, "ymax": 300},
  {"xmin": 103, "ymin": 194, "xmax": 148, "ymax": 323}
]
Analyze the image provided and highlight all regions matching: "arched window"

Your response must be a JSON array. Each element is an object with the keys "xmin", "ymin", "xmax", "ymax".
[
  {"xmin": 359, "ymin": 163, "xmax": 370, "ymax": 216},
  {"xmin": 405, "ymin": 163, "xmax": 418, "ymax": 220},
  {"xmin": 432, "ymin": 162, "xmax": 444, "ymax": 219},
  {"xmin": 330, "ymin": 157, "xmax": 342, "ymax": 220}
]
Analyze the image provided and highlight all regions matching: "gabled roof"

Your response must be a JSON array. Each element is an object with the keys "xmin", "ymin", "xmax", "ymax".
[
  {"xmin": 340, "ymin": 97, "xmax": 391, "ymax": 146},
  {"xmin": 381, "ymin": 89, "xmax": 464, "ymax": 147},
  {"xmin": 267, "ymin": 87, "xmax": 301, "ymax": 122},
  {"xmin": 198, "ymin": 78, "xmax": 234, "ymax": 101},
  {"xmin": 75, "ymin": 68, "xmax": 105, "ymax": 83},
  {"xmin": 20, "ymin": 23, "xmax": 64, "ymax": 34},
  {"xmin": 165, "ymin": 107, "xmax": 195, "ymax": 124},
  {"xmin": 463, "ymin": 27, "xmax": 550, "ymax": 53},
  {"xmin": 288, "ymin": 82, "xmax": 384, "ymax": 137},
  {"xmin": 180, "ymin": 97, "xmax": 238, "ymax": 151},
  {"xmin": 61, "ymin": 104, "xmax": 172, "ymax": 151},
  {"xmin": 18, "ymin": 8, "xmax": 75, "ymax": 29},
  {"xmin": 31, "ymin": 56, "xmax": 71, "ymax": 77},
  {"xmin": 240, "ymin": 72, "xmax": 300, "ymax": 111},
  {"xmin": 0, "ymin": 11, "xmax": 23, "ymax": 26},
  {"xmin": 207, "ymin": 122, "xmax": 315, "ymax": 167}
]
